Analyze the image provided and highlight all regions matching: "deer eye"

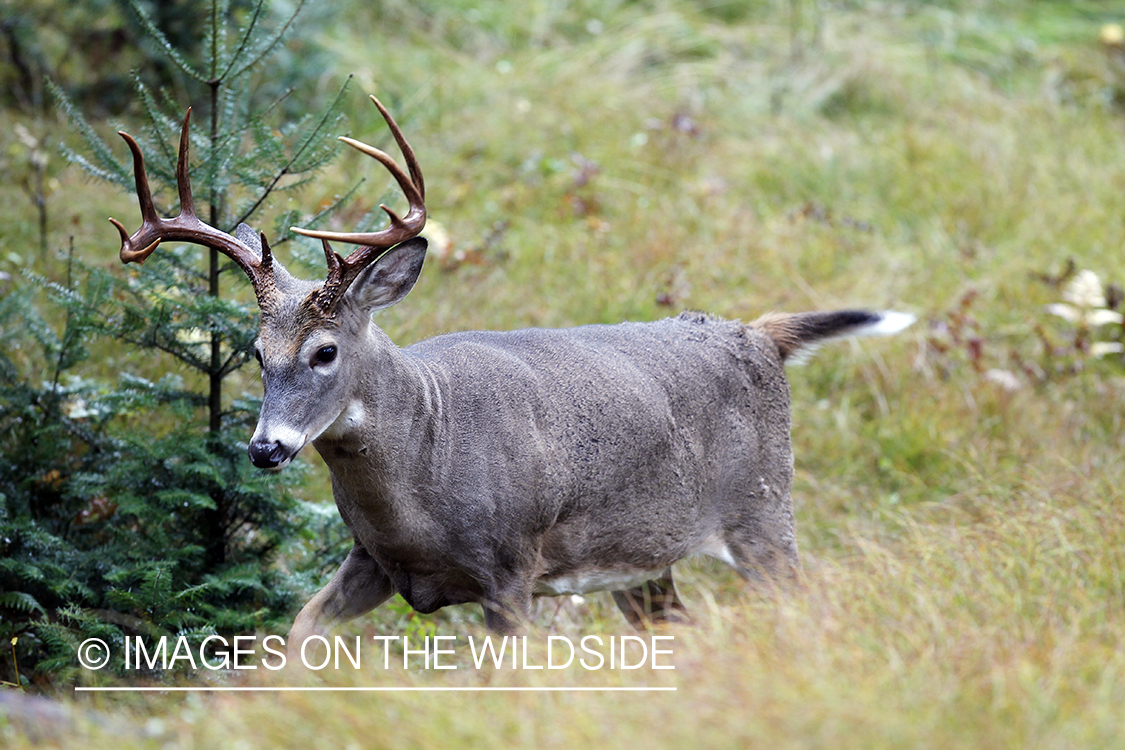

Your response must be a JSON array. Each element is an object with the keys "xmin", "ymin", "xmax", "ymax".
[{"xmin": 313, "ymin": 345, "xmax": 337, "ymax": 366}]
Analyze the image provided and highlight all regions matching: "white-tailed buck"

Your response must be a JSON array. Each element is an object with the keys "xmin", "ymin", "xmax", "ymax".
[{"xmin": 110, "ymin": 96, "xmax": 912, "ymax": 638}]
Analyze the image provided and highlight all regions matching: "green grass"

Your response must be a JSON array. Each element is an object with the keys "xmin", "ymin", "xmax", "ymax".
[{"xmin": 7, "ymin": 0, "xmax": 1125, "ymax": 746}]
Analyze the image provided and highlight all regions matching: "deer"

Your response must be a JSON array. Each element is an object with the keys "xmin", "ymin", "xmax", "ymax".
[{"xmin": 109, "ymin": 96, "xmax": 913, "ymax": 644}]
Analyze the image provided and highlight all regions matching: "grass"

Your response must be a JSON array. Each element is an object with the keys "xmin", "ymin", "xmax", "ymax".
[{"xmin": 6, "ymin": 0, "xmax": 1125, "ymax": 746}]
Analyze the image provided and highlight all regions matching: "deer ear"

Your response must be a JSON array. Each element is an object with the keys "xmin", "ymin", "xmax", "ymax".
[
  {"xmin": 235, "ymin": 223, "xmax": 263, "ymax": 255},
  {"xmin": 346, "ymin": 237, "xmax": 427, "ymax": 312},
  {"xmin": 236, "ymin": 222, "xmax": 301, "ymax": 291}
]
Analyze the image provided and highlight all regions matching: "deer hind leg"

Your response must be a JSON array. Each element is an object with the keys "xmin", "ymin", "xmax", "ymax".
[
  {"xmin": 721, "ymin": 534, "xmax": 802, "ymax": 588},
  {"xmin": 287, "ymin": 542, "xmax": 394, "ymax": 656},
  {"xmin": 612, "ymin": 568, "xmax": 690, "ymax": 629}
]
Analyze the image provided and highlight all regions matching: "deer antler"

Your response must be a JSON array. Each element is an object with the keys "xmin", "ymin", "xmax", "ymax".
[
  {"xmin": 291, "ymin": 95, "xmax": 427, "ymax": 314},
  {"xmin": 110, "ymin": 109, "xmax": 278, "ymax": 306}
]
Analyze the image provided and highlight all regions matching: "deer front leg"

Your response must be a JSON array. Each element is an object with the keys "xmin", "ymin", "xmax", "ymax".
[
  {"xmin": 479, "ymin": 575, "xmax": 535, "ymax": 634},
  {"xmin": 287, "ymin": 542, "xmax": 394, "ymax": 658}
]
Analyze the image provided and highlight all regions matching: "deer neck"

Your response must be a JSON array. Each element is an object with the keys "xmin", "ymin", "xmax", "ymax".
[{"xmin": 312, "ymin": 325, "xmax": 445, "ymax": 481}]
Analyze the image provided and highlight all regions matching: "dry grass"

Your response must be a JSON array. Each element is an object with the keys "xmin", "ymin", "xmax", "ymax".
[{"xmin": 6, "ymin": 0, "xmax": 1125, "ymax": 746}]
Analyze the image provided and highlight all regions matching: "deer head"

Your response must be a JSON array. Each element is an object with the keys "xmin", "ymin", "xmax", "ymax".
[{"xmin": 111, "ymin": 96, "xmax": 428, "ymax": 470}]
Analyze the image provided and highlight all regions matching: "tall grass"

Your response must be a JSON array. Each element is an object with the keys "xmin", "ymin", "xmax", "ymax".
[{"xmin": 5, "ymin": 0, "xmax": 1125, "ymax": 746}]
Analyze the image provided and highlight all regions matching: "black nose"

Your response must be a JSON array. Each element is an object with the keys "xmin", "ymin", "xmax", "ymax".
[{"xmin": 248, "ymin": 439, "xmax": 292, "ymax": 469}]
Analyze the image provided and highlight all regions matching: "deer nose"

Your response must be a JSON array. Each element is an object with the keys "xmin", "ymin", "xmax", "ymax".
[{"xmin": 248, "ymin": 439, "xmax": 293, "ymax": 469}]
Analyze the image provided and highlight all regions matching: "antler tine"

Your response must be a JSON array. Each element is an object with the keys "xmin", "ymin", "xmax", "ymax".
[
  {"xmin": 175, "ymin": 109, "xmax": 196, "ymax": 219},
  {"xmin": 297, "ymin": 135, "xmax": 424, "ymax": 247},
  {"xmin": 260, "ymin": 231, "xmax": 275, "ymax": 270},
  {"xmin": 109, "ymin": 108, "xmax": 278, "ymax": 305},
  {"xmin": 111, "ymin": 128, "xmax": 163, "ymax": 263},
  {"xmin": 290, "ymin": 96, "xmax": 426, "ymax": 311},
  {"xmin": 369, "ymin": 94, "xmax": 424, "ymax": 201}
]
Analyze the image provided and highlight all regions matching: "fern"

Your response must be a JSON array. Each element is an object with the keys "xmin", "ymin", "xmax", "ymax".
[{"xmin": 0, "ymin": 591, "xmax": 45, "ymax": 615}]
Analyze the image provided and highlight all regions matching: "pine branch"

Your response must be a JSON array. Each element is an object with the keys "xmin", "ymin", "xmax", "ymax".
[
  {"xmin": 217, "ymin": 0, "xmax": 268, "ymax": 82},
  {"xmin": 48, "ymin": 81, "xmax": 130, "ymax": 186},
  {"xmin": 230, "ymin": 76, "xmax": 352, "ymax": 229},
  {"xmin": 228, "ymin": 0, "xmax": 310, "ymax": 80},
  {"xmin": 123, "ymin": 0, "xmax": 206, "ymax": 82}
]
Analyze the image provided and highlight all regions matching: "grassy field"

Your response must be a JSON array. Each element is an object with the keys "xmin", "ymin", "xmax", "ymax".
[{"xmin": 6, "ymin": 0, "xmax": 1125, "ymax": 746}]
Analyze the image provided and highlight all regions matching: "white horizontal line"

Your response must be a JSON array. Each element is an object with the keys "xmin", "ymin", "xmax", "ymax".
[{"xmin": 74, "ymin": 686, "xmax": 675, "ymax": 693}]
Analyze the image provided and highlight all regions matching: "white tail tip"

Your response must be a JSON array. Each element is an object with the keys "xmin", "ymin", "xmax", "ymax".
[{"xmin": 863, "ymin": 311, "xmax": 916, "ymax": 337}]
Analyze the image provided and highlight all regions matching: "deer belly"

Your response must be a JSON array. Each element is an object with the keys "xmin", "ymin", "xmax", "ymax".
[{"xmin": 534, "ymin": 568, "xmax": 666, "ymax": 596}]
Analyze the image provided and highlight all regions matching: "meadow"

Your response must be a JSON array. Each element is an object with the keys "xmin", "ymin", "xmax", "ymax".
[{"xmin": 5, "ymin": 0, "xmax": 1125, "ymax": 746}]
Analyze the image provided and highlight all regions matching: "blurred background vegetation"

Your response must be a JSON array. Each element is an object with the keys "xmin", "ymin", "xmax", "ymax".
[{"xmin": 4, "ymin": 0, "xmax": 1125, "ymax": 747}]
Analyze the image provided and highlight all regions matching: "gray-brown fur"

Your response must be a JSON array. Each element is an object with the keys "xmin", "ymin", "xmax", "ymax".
[{"xmin": 241, "ymin": 236, "xmax": 911, "ymax": 639}]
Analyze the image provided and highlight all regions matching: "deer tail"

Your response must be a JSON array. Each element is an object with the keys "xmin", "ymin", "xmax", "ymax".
[{"xmin": 750, "ymin": 310, "xmax": 914, "ymax": 364}]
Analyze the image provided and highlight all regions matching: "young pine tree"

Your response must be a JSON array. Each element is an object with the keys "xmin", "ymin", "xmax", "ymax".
[{"xmin": 1, "ymin": 0, "xmax": 361, "ymax": 686}]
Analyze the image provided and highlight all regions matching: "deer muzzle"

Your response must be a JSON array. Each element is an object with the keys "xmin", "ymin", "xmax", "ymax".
[{"xmin": 248, "ymin": 438, "xmax": 298, "ymax": 470}]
